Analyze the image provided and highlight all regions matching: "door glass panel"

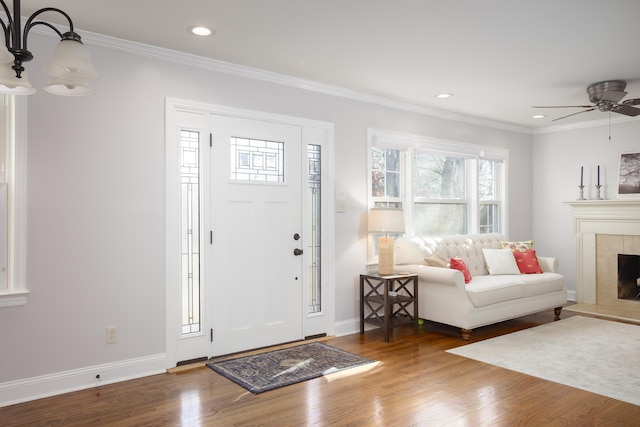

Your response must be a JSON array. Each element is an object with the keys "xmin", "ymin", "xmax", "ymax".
[
  {"xmin": 230, "ymin": 137, "xmax": 284, "ymax": 182},
  {"xmin": 180, "ymin": 130, "xmax": 201, "ymax": 335},
  {"xmin": 307, "ymin": 144, "xmax": 321, "ymax": 313}
]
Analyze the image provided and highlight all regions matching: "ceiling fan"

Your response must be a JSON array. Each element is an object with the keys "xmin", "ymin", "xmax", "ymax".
[{"xmin": 533, "ymin": 80, "xmax": 640, "ymax": 121}]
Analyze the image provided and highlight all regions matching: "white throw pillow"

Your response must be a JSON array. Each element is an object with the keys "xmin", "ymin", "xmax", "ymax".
[{"xmin": 482, "ymin": 248, "xmax": 521, "ymax": 275}]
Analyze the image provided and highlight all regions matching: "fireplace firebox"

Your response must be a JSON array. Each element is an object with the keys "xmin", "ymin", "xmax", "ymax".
[{"xmin": 618, "ymin": 253, "xmax": 640, "ymax": 300}]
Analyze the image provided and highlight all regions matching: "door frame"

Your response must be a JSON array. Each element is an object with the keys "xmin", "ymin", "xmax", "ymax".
[{"xmin": 164, "ymin": 98, "xmax": 335, "ymax": 368}]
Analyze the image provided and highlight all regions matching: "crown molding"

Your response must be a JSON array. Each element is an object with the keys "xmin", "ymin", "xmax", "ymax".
[
  {"xmin": 29, "ymin": 24, "xmax": 640, "ymax": 136},
  {"xmin": 31, "ymin": 26, "xmax": 533, "ymax": 134}
]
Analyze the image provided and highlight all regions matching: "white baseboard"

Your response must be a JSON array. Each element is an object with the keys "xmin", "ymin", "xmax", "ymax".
[
  {"xmin": 333, "ymin": 318, "xmax": 381, "ymax": 337},
  {"xmin": 0, "ymin": 354, "xmax": 166, "ymax": 408}
]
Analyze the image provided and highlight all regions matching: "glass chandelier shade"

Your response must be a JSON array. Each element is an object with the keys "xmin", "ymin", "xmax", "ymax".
[
  {"xmin": 0, "ymin": 1, "xmax": 98, "ymax": 96},
  {"xmin": 44, "ymin": 76, "xmax": 93, "ymax": 96},
  {"xmin": 44, "ymin": 38, "xmax": 98, "ymax": 81},
  {"xmin": 0, "ymin": 62, "xmax": 35, "ymax": 94}
]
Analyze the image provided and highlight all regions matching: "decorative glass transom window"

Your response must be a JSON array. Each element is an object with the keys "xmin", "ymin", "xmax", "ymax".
[{"xmin": 230, "ymin": 137, "xmax": 284, "ymax": 182}]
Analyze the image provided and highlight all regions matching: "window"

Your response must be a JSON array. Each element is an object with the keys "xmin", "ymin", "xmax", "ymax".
[
  {"xmin": 368, "ymin": 129, "xmax": 507, "ymax": 261},
  {"xmin": 307, "ymin": 144, "xmax": 321, "ymax": 314},
  {"xmin": 230, "ymin": 137, "xmax": 284, "ymax": 182},
  {"xmin": 180, "ymin": 129, "xmax": 201, "ymax": 334},
  {"xmin": 0, "ymin": 95, "xmax": 28, "ymax": 307}
]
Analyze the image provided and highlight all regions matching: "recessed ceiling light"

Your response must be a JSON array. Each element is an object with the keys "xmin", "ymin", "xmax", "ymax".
[
  {"xmin": 188, "ymin": 26, "xmax": 213, "ymax": 36},
  {"xmin": 532, "ymin": 114, "xmax": 545, "ymax": 119},
  {"xmin": 435, "ymin": 93, "xmax": 452, "ymax": 99}
]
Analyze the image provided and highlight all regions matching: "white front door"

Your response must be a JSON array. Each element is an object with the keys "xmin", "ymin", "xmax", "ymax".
[
  {"xmin": 165, "ymin": 100, "xmax": 335, "ymax": 368},
  {"xmin": 209, "ymin": 115, "xmax": 304, "ymax": 356}
]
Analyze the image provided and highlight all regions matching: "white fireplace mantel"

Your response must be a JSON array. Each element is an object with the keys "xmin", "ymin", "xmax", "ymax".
[{"xmin": 566, "ymin": 200, "xmax": 640, "ymax": 304}]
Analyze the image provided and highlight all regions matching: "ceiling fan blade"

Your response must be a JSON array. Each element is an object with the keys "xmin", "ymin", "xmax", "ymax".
[
  {"xmin": 552, "ymin": 108, "xmax": 597, "ymax": 121},
  {"xmin": 622, "ymin": 98, "xmax": 640, "ymax": 106},
  {"xmin": 600, "ymin": 90, "xmax": 627, "ymax": 103},
  {"xmin": 532, "ymin": 105, "xmax": 594, "ymax": 108},
  {"xmin": 612, "ymin": 104, "xmax": 640, "ymax": 117}
]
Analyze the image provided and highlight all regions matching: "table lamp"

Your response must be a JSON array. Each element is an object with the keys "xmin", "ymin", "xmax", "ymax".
[{"xmin": 368, "ymin": 208, "xmax": 405, "ymax": 275}]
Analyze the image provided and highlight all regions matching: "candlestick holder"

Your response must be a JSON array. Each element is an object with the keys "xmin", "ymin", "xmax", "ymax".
[
  {"xmin": 595, "ymin": 184, "xmax": 603, "ymax": 200},
  {"xmin": 578, "ymin": 185, "xmax": 586, "ymax": 200}
]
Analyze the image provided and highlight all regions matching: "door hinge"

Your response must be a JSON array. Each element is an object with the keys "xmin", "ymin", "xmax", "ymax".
[
  {"xmin": 210, "ymin": 328, "xmax": 213, "ymax": 342},
  {"xmin": 209, "ymin": 133, "xmax": 212, "ymax": 147}
]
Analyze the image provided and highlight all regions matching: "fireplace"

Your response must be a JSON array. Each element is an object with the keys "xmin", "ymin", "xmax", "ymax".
[
  {"xmin": 618, "ymin": 254, "xmax": 640, "ymax": 300},
  {"xmin": 568, "ymin": 200, "xmax": 640, "ymax": 322}
]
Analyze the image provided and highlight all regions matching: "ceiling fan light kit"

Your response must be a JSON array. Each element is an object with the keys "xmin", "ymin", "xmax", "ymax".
[{"xmin": 533, "ymin": 80, "xmax": 640, "ymax": 122}]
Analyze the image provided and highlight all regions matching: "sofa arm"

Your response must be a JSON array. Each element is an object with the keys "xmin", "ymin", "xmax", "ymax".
[
  {"xmin": 395, "ymin": 264, "xmax": 465, "ymax": 288},
  {"xmin": 537, "ymin": 256, "xmax": 558, "ymax": 273}
]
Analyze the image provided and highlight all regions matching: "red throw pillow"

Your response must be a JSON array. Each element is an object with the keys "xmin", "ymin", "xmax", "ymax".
[
  {"xmin": 450, "ymin": 257, "xmax": 472, "ymax": 283},
  {"xmin": 513, "ymin": 249, "xmax": 543, "ymax": 274}
]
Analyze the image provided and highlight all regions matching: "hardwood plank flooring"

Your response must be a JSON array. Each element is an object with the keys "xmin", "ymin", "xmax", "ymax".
[{"xmin": 3, "ymin": 310, "xmax": 640, "ymax": 426}]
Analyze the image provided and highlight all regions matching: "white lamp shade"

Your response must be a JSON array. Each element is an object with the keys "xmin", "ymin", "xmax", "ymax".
[
  {"xmin": 45, "ymin": 39, "xmax": 98, "ymax": 80},
  {"xmin": 0, "ymin": 63, "xmax": 36, "ymax": 95},
  {"xmin": 0, "ymin": 44, "xmax": 13, "ymax": 64},
  {"xmin": 44, "ymin": 77, "xmax": 93, "ymax": 96},
  {"xmin": 368, "ymin": 208, "xmax": 405, "ymax": 234}
]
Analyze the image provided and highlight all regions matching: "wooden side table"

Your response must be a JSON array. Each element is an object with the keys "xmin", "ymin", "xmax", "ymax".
[{"xmin": 360, "ymin": 272, "xmax": 419, "ymax": 342}]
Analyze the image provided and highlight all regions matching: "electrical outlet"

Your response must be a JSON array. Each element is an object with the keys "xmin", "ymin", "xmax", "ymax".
[{"xmin": 105, "ymin": 327, "xmax": 117, "ymax": 344}]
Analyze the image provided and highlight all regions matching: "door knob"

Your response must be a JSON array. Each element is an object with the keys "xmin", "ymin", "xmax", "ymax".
[
  {"xmin": 293, "ymin": 233, "xmax": 301, "ymax": 240},
  {"xmin": 293, "ymin": 248, "xmax": 303, "ymax": 256}
]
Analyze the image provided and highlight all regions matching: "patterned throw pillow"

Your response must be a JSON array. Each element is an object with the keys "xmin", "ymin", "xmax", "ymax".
[
  {"xmin": 450, "ymin": 257, "xmax": 472, "ymax": 284},
  {"xmin": 501, "ymin": 240, "xmax": 534, "ymax": 252},
  {"xmin": 514, "ymin": 249, "xmax": 543, "ymax": 274}
]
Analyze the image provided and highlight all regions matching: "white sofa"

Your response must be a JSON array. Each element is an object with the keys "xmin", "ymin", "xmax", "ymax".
[{"xmin": 393, "ymin": 233, "xmax": 567, "ymax": 339}]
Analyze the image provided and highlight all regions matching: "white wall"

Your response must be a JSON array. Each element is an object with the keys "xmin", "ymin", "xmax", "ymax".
[
  {"xmin": 532, "ymin": 118, "xmax": 640, "ymax": 300},
  {"xmin": 0, "ymin": 33, "xmax": 534, "ymax": 400}
]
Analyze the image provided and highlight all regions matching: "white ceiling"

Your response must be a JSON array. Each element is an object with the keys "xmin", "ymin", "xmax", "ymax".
[{"xmin": 16, "ymin": 0, "xmax": 640, "ymax": 129}]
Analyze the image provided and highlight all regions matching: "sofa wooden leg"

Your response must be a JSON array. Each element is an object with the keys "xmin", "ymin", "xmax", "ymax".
[
  {"xmin": 461, "ymin": 328, "xmax": 472, "ymax": 340},
  {"xmin": 554, "ymin": 306, "xmax": 563, "ymax": 321}
]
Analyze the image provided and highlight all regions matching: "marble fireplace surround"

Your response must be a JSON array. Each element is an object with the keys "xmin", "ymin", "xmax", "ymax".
[{"xmin": 567, "ymin": 200, "xmax": 640, "ymax": 323}]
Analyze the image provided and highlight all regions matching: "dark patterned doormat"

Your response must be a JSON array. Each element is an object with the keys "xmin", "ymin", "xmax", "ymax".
[{"xmin": 207, "ymin": 342, "xmax": 376, "ymax": 393}]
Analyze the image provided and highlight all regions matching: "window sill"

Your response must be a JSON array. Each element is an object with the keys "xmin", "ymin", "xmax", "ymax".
[{"xmin": 0, "ymin": 290, "xmax": 29, "ymax": 308}]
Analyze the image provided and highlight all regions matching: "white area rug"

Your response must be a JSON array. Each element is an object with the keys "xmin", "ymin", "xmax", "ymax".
[{"xmin": 447, "ymin": 316, "xmax": 640, "ymax": 406}]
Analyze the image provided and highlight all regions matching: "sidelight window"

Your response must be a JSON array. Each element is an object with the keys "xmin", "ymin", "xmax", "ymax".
[
  {"xmin": 180, "ymin": 130, "xmax": 201, "ymax": 334},
  {"xmin": 307, "ymin": 144, "xmax": 321, "ymax": 313}
]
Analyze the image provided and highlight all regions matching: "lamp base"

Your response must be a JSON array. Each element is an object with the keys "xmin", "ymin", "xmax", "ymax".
[{"xmin": 378, "ymin": 236, "xmax": 395, "ymax": 276}]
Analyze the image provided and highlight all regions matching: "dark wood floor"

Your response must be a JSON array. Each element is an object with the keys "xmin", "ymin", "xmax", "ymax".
[{"xmin": 3, "ymin": 310, "xmax": 640, "ymax": 426}]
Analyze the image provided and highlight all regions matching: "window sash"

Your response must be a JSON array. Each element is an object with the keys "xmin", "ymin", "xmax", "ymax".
[{"xmin": 368, "ymin": 129, "xmax": 507, "ymax": 262}]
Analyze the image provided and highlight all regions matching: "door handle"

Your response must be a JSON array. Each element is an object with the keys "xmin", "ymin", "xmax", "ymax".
[{"xmin": 293, "ymin": 248, "xmax": 303, "ymax": 256}]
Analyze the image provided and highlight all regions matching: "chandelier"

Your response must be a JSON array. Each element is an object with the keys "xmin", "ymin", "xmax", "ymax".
[{"xmin": 0, "ymin": 0, "xmax": 98, "ymax": 96}]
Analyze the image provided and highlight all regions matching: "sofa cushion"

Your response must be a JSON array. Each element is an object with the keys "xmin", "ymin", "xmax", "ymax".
[
  {"xmin": 514, "ymin": 249, "xmax": 543, "ymax": 274},
  {"xmin": 465, "ymin": 275, "xmax": 524, "ymax": 307},
  {"xmin": 482, "ymin": 248, "xmax": 520, "ymax": 275},
  {"xmin": 450, "ymin": 257, "xmax": 472, "ymax": 283},
  {"xmin": 520, "ymin": 273, "xmax": 565, "ymax": 297}
]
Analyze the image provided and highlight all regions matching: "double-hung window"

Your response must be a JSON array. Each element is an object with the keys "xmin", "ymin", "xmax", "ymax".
[
  {"xmin": 0, "ymin": 95, "xmax": 28, "ymax": 307},
  {"xmin": 368, "ymin": 129, "xmax": 507, "ymax": 261}
]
